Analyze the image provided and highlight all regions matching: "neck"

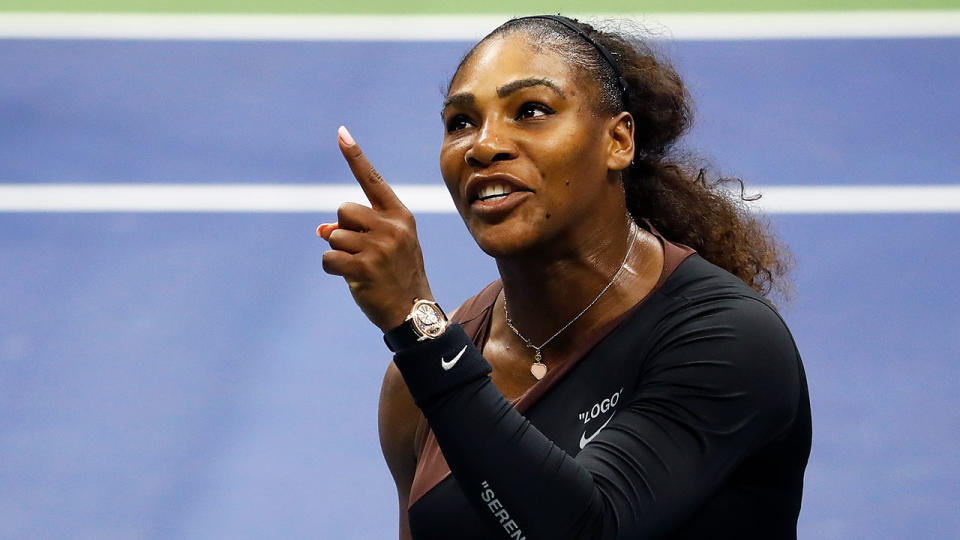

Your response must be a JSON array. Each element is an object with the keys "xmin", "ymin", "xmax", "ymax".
[{"xmin": 496, "ymin": 218, "xmax": 642, "ymax": 346}]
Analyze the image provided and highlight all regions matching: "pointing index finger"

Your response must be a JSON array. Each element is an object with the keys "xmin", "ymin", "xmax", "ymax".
[{"xmin": 338, "ymin": 126, "xmax": 403, "ymax": 211}]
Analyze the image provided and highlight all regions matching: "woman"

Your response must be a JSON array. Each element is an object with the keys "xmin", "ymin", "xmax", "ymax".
[{"xmin": 319, "ymin": 15, "xmax": 811, "ymax": 540}]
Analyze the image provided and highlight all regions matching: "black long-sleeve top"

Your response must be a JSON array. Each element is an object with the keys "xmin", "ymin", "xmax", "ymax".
[{"xmin": 395, "ymin": 250, "xmax": 812, "ymax": 540}]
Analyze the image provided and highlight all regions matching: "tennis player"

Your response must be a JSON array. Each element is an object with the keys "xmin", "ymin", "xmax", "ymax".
[{"xmin": 320, "ymin": 15, "xmax": 810, "ymax": 539}]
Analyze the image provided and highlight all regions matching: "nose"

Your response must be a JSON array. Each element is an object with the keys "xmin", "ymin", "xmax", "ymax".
[{"xmin": 464, "ymin": 120, "xmax": 517, "ymax": 168}]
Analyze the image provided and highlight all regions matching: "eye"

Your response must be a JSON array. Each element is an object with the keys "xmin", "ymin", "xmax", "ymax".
[
  {"xmin": 516, "ymin": 102, "xmax": 554, "ymax": 120},
  {"xmin": 445, "ymin": 114, "xmax": 474, "ymax": 133}
]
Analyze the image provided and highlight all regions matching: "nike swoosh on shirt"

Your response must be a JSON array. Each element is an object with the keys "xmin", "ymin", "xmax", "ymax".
[
  {"xmin": 441, "ymin": 346, "xmax": 468, "ymax": 371},
  {"xmin": 579, "ymin": 415, "xmax": 615, "ymax": 449}
]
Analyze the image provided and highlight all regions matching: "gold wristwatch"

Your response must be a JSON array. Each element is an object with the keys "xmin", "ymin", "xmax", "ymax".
[{"xmin": 383, "ymin": 299, "xmax": 448, "ymax": 352}]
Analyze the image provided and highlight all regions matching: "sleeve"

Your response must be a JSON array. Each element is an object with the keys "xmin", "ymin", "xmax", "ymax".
[{"xmin": 392, "ymin": 296, "xmax": 803, "ymax": 540}]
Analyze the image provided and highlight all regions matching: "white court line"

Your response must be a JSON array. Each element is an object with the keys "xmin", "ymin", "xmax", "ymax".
[
  {"xmin": 0, "ymin": 12, "xmax": 959, "ymax": 41},
  {"xmin": 1, "ymin": 184, "xmax": 959, "ymax": 214}
]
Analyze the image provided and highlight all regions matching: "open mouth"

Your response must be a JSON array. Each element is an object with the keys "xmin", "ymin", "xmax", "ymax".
[
  {"xmin": 464, "ymin": 174, "xmax": 533, "ymax": 212},
  {"xmin": 476, "ymin": 183, "xmax": 515, "ymax": 202}
]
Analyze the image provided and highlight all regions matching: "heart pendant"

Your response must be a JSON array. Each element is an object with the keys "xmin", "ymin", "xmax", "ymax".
[{"xmin": 530, "ymin": 361, "xmax": 548, "ymax": 380}]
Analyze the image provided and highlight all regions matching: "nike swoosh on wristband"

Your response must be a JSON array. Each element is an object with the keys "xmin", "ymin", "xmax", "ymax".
[
  {"xmin": 441, "ymin": 346, "xmax": 468, "ymax": 371},
  {"xmin": 579, "ymin": 415, "xmax": 615, "ymax": 449}
]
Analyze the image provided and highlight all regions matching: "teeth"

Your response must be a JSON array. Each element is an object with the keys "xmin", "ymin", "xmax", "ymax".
[{"xmin": 477, "ymin": 183, "xmax": 512, "ymax": 201}]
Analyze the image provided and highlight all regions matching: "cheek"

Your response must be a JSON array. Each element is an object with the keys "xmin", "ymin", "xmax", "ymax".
[
  {"xmin": 536, "ymin": 134, "xmax": 600, "ymax": 189},
  {"xmin": 438, "ymin": 143, "xmax": 462, "ymax": 189},
  {"xmin": 538, "ymin": 136, "xmax": 609, "ymax": 213},
  {"xmin": 539, "ymin": 120, "xmax": 603, "ymax": 168}
]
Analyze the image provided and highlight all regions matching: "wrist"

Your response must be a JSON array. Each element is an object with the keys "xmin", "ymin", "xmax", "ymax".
[{"xmin": 383, "ymin": 298, "xmax": 449, "ymax": 352}]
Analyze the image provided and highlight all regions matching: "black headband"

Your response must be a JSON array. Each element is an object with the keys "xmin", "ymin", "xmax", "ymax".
[{"xmin": 509, "ymin": 15, "xmax": 630, "ymax": 110}]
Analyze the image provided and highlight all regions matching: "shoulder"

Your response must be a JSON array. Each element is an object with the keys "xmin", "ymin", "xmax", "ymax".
[
  {"xmin": 653, "ymin": 254, "xmax": 799, "ymax": 370},
  {"xmin": 657, "ymin": 253, "xmax": 757, "ymax": 302},
  {"xmin": 655, "ymin": 254, "xmax": 789, "ymax": 336},
  {"xmin": 640, "ymin": 255, "xmax": 804, "ymax": 436}
]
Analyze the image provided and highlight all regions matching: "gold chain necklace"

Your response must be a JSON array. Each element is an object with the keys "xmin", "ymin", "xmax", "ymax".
[{"xmin": 503, "ymin": 222, "xmax": 640, "ymax": 380}]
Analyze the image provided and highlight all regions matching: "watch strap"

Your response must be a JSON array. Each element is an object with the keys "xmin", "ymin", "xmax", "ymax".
[{"xmin": 383, "ymin": 319, "xmax": 420, "ymax": 352}]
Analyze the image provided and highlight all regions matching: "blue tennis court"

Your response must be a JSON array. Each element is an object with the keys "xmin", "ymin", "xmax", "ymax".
[{"xmin": 1, "ymin": 32, "xmax": 958, "ymax": 538}]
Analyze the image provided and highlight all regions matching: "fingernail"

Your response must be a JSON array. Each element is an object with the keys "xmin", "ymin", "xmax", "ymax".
[
  {"xmin": 316, "ymin": 223, "xmax": 338, "ymax": 240},
  {"xmin": 338, "ymin": 125, "xmax": 355, "ymax": 146}
]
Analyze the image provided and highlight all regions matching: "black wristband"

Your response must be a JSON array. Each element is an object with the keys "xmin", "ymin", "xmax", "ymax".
[{"xmin": 392, "ymin": 323, "xmax": 492, "ymax": 410}]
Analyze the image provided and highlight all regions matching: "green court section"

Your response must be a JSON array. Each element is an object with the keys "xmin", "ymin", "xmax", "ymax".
[{"xmin": 1, "ymin": 0, "xmax": 958, "ymax": 13}]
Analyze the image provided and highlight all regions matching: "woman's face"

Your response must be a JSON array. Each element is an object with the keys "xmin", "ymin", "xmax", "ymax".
[{"xmin": 440, "ymin": 33, "xmax": 627, "ymax": 259}]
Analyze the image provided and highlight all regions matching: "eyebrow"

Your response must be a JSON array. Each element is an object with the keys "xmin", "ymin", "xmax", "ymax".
[
  {"xmin": 497, "ymin": 78, "xmax": 566, "ymax": 99},
  {"xmin": 441, "ymin": 78, "xmax": 567, "ymax": 116},
  {"xmin": 442, "ymin": 93, "xmax": 475, "ymax": 112}
]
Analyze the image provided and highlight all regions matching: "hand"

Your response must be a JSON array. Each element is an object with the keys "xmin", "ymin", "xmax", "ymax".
[{"xmin": 318, "ymin": 126, "xmax": 435, "ymax": 332}]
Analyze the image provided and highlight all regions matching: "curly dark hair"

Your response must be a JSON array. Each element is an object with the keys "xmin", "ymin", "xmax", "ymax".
[{"xmin": 450, "ymin": 16, "xmax": 792, "ymax": 299}]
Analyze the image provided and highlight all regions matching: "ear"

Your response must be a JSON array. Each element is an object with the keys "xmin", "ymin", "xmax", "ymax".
[{"xmin": 605, "ymin": 112, "xmax": 635, "ymax": 172}]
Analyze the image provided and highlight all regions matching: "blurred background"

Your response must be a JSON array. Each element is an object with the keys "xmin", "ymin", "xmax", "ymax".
[{"xmin": 1, "ymin": 1, "xmax": 958, "ymax": 538}]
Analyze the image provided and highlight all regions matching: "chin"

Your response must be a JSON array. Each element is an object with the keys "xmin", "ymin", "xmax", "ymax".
[
  {"xmin": 474, "ymin": 238, "xmax": 518, "ymax": 259},
  {"xmin": 467, "ymin": 220, "xmax": 542, "ymax": 259}
]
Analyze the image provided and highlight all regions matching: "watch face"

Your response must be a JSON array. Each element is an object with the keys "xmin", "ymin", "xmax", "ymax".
[{"xmin": 412, "ymin": 302, "xmax": 446, "ymax": 338}]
